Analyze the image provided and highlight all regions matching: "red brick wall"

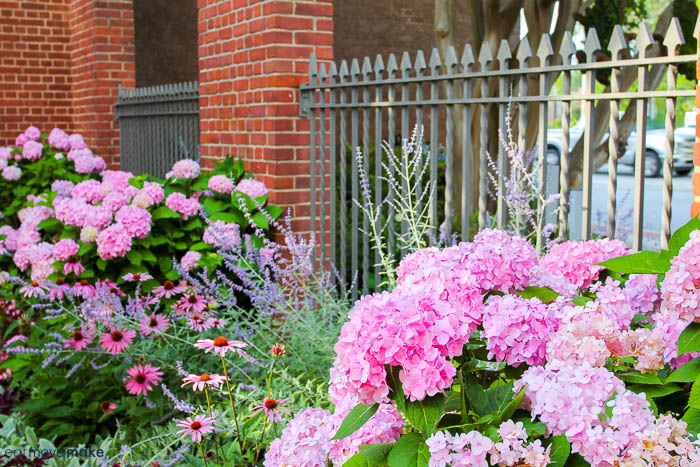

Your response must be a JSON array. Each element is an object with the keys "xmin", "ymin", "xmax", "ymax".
[
  {"xmin": 69, "ymin": 0, "xmax": 135, "ymax": 168},
  {"xmin": 0, "ymin": 1, "xmax": 73, "ymax": 145},
  {"xmin": 198, "ymin": 0, "xmax": 333, "ymax": 234}
]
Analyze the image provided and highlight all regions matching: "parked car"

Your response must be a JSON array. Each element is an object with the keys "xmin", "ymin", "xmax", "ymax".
[{"xmin": 546, "ymin": 117, "xmax": 695, "ymax": 177}]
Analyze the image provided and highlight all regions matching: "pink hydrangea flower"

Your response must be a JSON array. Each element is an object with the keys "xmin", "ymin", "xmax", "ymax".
[
  {"xmin": 68, "ymin": 133, "xmax": 86, "ymax": 150},
  {"xmin": 482, "ymin": 294, "xmax": 558, "ymax": 367},
  {"xmin": 624, "ymin": 273, "xmax": 660, "ymax": 316},
  {"xmin": 208, "ymin": 174, "xmax": 234, "ymax": 194},
  {"xmin": 171, "ymin": 159, "xmax": 200, "ymax": 179},
  {"xmin": 74, "ymin": 154, "xmax": 97, "ymax": 174},
  {"xmin": 14, "ymin": 133, "xmax": 28, "ymax": 148},
  {"xmin": 115, "ymin": 205, "xmax": 152, "ymax": 238},
  {"xmin": 0, "ymin": 147, "xmax": 11, "ymax": 161},
  {"xmin": 102, "ymin": 192, "xmax": 130, "ymax": 212},
  {"xmin": 140, "ymin": 183, "xmax": 164, "ymax": 203},
  {"xmin": 426, "ymin": 430, "xmax": 495, "ymax": 467},
  {"xmin": 2, "ymin": 166, "xmax": 21, "ymax": 181},
  {"xmin": 48, "ymin": 128, "xmax": 70, "ymax": 150},
  {"xmin": 72, "ymin": 179, "xmax": 104, "ymax": 203},
  {"xmin": 539, "ymin": 238, "xmax": 628, "ymax": 290},
  {"xmin": 165, "ymin": 192, "xmax": 200, "ymax": 219},
  {"xmin": 660, "ymin": 230, "xmax": 700, "ymax": 323},
  {"xmin": 22, "ymin": 140, "xmax": 43, "ymax": 161},
  {"xmin": 203, "ymin": 220, "xmax": 241, "ymax": 248},
  {"xmin": 23, "ymin": 126, "xmax": 40, "ymax": 140},
  {"xmin": 53, "ymin": 238, "xmax": 79, "ymax": 262},
  {"xmin": 80, "ymin": 226, "xmax": 98, "ymax": 244},
  {"xmin": 96, "ymin": 223, "xmax": 132, "ymax": 260},
  {"xmin": 235, "ymin": 178, "xmax": 268, "ymax": 198},
  {"xmin": 181, "ymin": 250, "xmax": 201, "ymax": 271},
  {"xmin": 264, "ymin": 408, "xmax": 334, "ymax": 466}
]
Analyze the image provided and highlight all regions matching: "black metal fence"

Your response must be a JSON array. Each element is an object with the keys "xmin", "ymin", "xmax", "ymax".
[{"xmin": 115, "ymin": 81, "xmax": 199, "ymax": 176}]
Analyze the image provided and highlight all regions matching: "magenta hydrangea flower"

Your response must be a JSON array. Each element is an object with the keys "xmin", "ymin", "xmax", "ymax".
[
  {"xmin": 2, "ymin": 166, "xmax": 21, "ymax": 181},
  {"xmin": 171, "ymin": 159, "xmax": 200, "ymax": 179},
  {"xmin": 165, "ymin": 192, "xmax": 200, "ymax": 219},
  {"xmin": 426, "ymin": 430, "xmax": 495, "ymax": 467},
  {"xmin": 660, "ymin": 230, "xmax": 700, "ymax": 323},
  {"xmin": 53, "ymin": 238, "xmax": 79, "ymax": 262},
  {"xmin": 539, "ymin": 238, "xmax": 628, "ymax": 290},
  {"xmin": 264, "ymin": 408, "xmax": 334, "ymax": 466},
  {"xmin": 48, "ymin": 128, "xmax": 70, "ymax": 150},
  {"xmin": 140, "ymin": 183, "xmax": 164, "ymax": 203},
  {"xmin": 96, "ymin": 223, "xmax": 132, "ymax": 260},
  {"xmin": 235, "ymin": 178, "xmax": 268, "ymax": 198},
  {"xmin": 15, "ymin": 133, "xmax": 29, "ymax": 147},
  {"xmin": 208, "ymin": 174, "xmax": 234, "ymax": 194},
  {"xmin": 22, "ymin": 141, "xmax": 43, "ymax": 161},
  {"xmin": 454, "ymin": 229, "xmax": 537, "ymax": 293},
  {"xmin": 482, "ymin": 294, "xmax": 558, "ymax": 367},
  {"xmin": 181, "ymin": 250, "xmax": 201, "ymax": 271},
  {"xmin": 115, "ymin": 205, "xmax": 152, "ymax": 239},
  {"xmin": 624, "ymin": 273, "xmax": 660, "ymax": 316},
  {"xmin": 72, "ymin": 179, "xmax": 103, "ymax": 203}
]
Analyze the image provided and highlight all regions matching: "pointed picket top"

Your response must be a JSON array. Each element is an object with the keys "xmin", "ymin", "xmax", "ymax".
[
  {"xmin": 559, "ymin": 31, "xmax": 577, "ymax": 64},
  {"xmin": 536, "ymin": 33, "xmax": 554, "ymax": 66},
  {"xmin": 583, "ymin": 27, "xmax": 601, "ymax": 62},
  {"xmin": 461, "ymin": 44, "xmax": 475, "ymax": 71},
  {"xmin": 415, "ymin": 50, "xmax": 427, "ymax": 75},
  {"xmin": 373, "ymin": 54, "xmax": 385, "ymax": 78},
  {"xmin": 445, "ymin": 45, "xmax": 459, "ymax": 73},
  {"xmin": 328, "ymin": 61, "xmax": 338, "ymax": 81},
  {"xmin": 362, "ymin": 56, "xmax": 372, "ymax": 79},
  {"xmin": 496, "ymin": 40, "xmax": 512, "ymax": 69},
  {"xmin": 516, "ymin": 37, "xmax": 532, "ymax": 67},
  {"xmin": 401, "ymin": 51, "xmax": 412, "ymax": 76},
  {"xmin": 635, "ymin": 21, "xmax": 654, "ymax": 58},
  {"xmin": 608, "ymin": 25, "xmax": 627, "ymax": 60},
  {"xmin": 477, "ymin": 41, "xmax": 493, "ymax": 71},
  {"xmin": 663, "ymin": 17, "xmax": 685, "ymax": 56},
  {"xmin": 319, "ymin": 63, "xmax": 328, "ymax": 82},
  {"xmin": 428, "ymin": 47, "xmax": 442, "ymax": 74},
  {"xmin": 339, "ymin": 60, "xmax": 350, "ymax": 82},
  {"xmin": 350, "ymin": 58, "xmax": 361, "ymax": 82},
  {"xmin": 309, "ymin": 53, "xmax": 318, "ymax": 78},
  {"xmin": 386, "ymin": 53, "xmax": 399, "ymax": 76}
]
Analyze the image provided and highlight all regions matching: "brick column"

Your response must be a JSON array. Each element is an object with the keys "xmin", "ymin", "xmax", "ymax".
[
  {"xmin": 198, "ymin": 0, "xmax": 333, "ymax": 234},
  {"xmin": 69, "ymin": 0, "xmax": 135, "ymax": 169},
  {"xmin": 0, "ymin": 1, "xmax": 73, "ymax": 145}
]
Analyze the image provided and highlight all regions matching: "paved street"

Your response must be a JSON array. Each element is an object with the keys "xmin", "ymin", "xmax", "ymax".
[{"xmin": 588, "ymin": 167, "xmax": 693, "ymax": 250}]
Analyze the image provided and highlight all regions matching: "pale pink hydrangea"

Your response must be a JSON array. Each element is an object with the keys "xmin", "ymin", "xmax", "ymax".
[
  {"xmin": 68, "ymin": 133, "xmax": 87, "ymax": 150},
  {"xmin": 0, "ymin": 159, "xmax": 6, "ymax": 170},
  {"xmin": 538, "ymin": 238, "xmax": 628, "ymax": 290},
  {"xmin": 660, "ymin": 230, "xmax": 700, "ymax": 323},
  {"xmin": 528, "ymin": 264, "xmax": 579, "ymax": 297},
  {"xmin": 140, "ymin": 183, "xmax": 164, "ymax": 204},
  {"xmin": 74, "ymin": 154, "xmax": 96, "ymax": 174},
  {"xmin": 132, "ymin": 192, "xmax": 154, "ymax": 208},
  {"xmin": 621, "ymin": 414, "xmax": 700, "ymax": 465},
  {"xmin": 24, "ymin": 126, "xmax": 40, "ymax": 141},
  {"xmin": 115, "ymin": 205, "xmax": 152, "ymax": 239},
  {"xmin": 22, "ymin": 140, "xmax": 42, "ymax": 161},
  {"xmin": 0, "ymin": 147, "xmax": 11, "ymax": 160},
  {"xmin": 18, "ymin": 206, "xmax": 53, "ymax": 230},
  {"xmin": 482, "ymin": 295, "xmax": 558, "ymax": 367},
  {"xmin": 53, "ymin": 198, "xmax": 91, "ymax": 227},
  {"xmin": 53, "ymin": 239, "xmax": 79, "ymax": 261},
  {"xmin": 264, "ymin": 407, "xmax": 334, "ymax": 467},
  {"xmin": 2, "ymin": 166, "xmax": 21, "ymax": 181},
  {"xmin": 454, "ymin": 229, "xmax": 537, "ymax": 293},
  {"xmin": 490, "ymin": 420, "xmax": 551, "ymax": 466},
  {"xmin": 426, "ymin": 430, "xmax": 495, "ymax": 467},
  {"xmin": 330, "ymin": 287, "xmax": 470, "ymax": 404},
  {"xmin": 590, "ymin": 277, "xmax": 636, "ymax": 328},
  {"xmin": 96, "ymin": 223, "xmax": 132, "ymax": 260},
  {"xmin": 181, "ymin": 251, "xmax": 201, "ymax": 271},
  {"xmin": 165, "ymin": 192, "xmax": 200, "ymax": 219},
  {"xmin": 609, "ymin": 327, "xmax": 665, "ymax": 373},
  {"xmin": 51, "ymin": 179, "xmax": 75, "ymax": 197},
  {"xmin": 66, "ymin": 147, "xmax": 92, "ymax": 162},
  {"xmin": 546, "ymin": 328, "xmax": 610, "ymax": 367},
  {"xmin": 235, "ymin": 178, "xmax": 268, "ymax": 198},
  {"xmin": 48, "ymin": 128, "xmax": 70, "ymax": 150},
  {"xmin": 94, "ymin": 156, "xmax": 106, "ymax": 172},
  {"xmin": 624, "ymin": 273, "xmax": 660, "ymax": 316},
  {"xmin": 83, "ymin": 205, "xmax": 113, "ymax": 229},
  {"xmin": 2, "ymin": 227, "xmax": 18, "ymax": 252},
  {"xmin": 203, "ymin": 220, "xmax": 241, "ymax": 248},
  {"xmin": 652, "ymin": 309, "xmax": 700, "ymax": 369},
  {"xmin": 15, "ymin": 227, "xmax": 41, "ymax": 249},
  {"xmin": 101, "ymin": 170, "xmax": 134, "ymax": 192},
  {"xmin": 171, "ymin": 159, "xmax": 200, "ymax": 179},
  {"xmin": 15, "ymin": 133, "xmax": 28, "ymax": 148},
  {"xmin": 80, "ymin": 226, "xmax": 98, "ymax": 244},
  {"xmin": 208, "ymin": 174, "xmax": 234, "ymax": 194},
  {"xmin": 30, "ymin": 260, "xmax": 54, "ymax": 282},
  {"xmin": 102, "ymin": 192, "xmax": 130, "ymax": 212},
  {"xmin": 72, "ymin": 179, "xmax": 104, "ymax": 203}
]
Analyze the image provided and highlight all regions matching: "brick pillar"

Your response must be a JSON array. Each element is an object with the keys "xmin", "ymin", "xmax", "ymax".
[
  {"xmin": 69, "ymin": 0, "xmax": 135, "ymax": 169},
  {"xmin": 198, "ymin": 0, "xmax": 333, "ymax": 234},
  {"xmin": 0, "ymin": 1, "xmax": 73, "ymax": 145}
]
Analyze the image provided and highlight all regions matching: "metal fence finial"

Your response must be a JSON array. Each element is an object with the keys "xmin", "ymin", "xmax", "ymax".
[
  {"xmin": 536, "ymin": 33, "xmax": 554, "ymax": 66},
  {"xmin": 461, "ymin": 44, "xmax": 475, "ymax": 70},
  {"xmin": 386, "ymin": 53, "xmax": 398, "ymax": 76},
  {"xmin": 428, "ymin": 48, "xmax": 442, "ymax": 72},
  {"xmin": 373, "ymin": 54, "xmax": 385, "ymax": 76},
  {"xmin": 415, "ymin": 50, "xmax": 427, "ymax": 72},
  {"xmin": 635, "ymin": 21, "xmax": 654, "ymax": 58},
  {"xmin": 583, "ymin": 28, "xmax": 601, "ymax": 62},
  {"xmin": 497, "ymin": 39, "xmax": 512, "ymax": 68},
  {"xmin": 663, "ymin": 17, "xmax": 685, "ymax": 55},
  {"xmin": 559, "ymin": 31, "xmax": 577, "ymax": 63},
  {"xmin": 400, "ymin": 51, "xmax": 412, "ymax": 73},
  {"xmin": 516, "ymin": 36, "xmax": 532, "ymax": 66},
  {"xmin": 445, "ymin": 45, "xmax": 459, "ymax": 72},
  {"xmin": 478, "ymin": 41, "xmax": 493, "ymax": 70},
  {"xmin": 609, "ymin": 25, "xmax": 628, "ymax": 59}
]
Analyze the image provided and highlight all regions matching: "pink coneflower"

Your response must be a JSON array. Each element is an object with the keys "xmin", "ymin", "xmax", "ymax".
[
  {"xmin": 208, "ymin": 317, "xmax": 226, "ymax": 329},
  {"xmin": 249, "ymin": 397, "xmax": 291, "ymax": 423},
  {"xmin": 19, "ymin": 280, "xmax": 43, "ymax": 298},
  {"xmin": 98, "ymin": 279, "xmax": 125, "ymax": 297},
  {"xmin": 175, "ymin": 415, "xmax": 216, "ymax": 443},
  {"xmin": 152, "ymin": 280, "xmax": 186, "ymax": 298},
  {"xmin": 73, "ymin": 279, "xmax": 96, "ymax": 298},
  {"xmin": 194, "ymin": 337, "xmax": 247, "ymax": 357},
  {"xmin": 187, "ymin": 314, "xmax": 214, "ymax": 333},
  {"xmin": 64, "ymin": 328, "xmax": 94, "ymax": 351},
  {"xmin": 124, "ymin": 363, "xmax": 163, "ymax": 396},
  {"xmin": 49, "ymin": 277, "xmax": 70, "ymax": 299},
  {"xmin": 100, "ymin": 401, "xmax": 117, "ymax": 414},
  {"xmin": 63, "ymin": 255, "xmax": 85, "ymax": 276},
  {"xmin": 122, "ymin": 272, "xmax": 153, "ymax": 282},
  {"xmin": 181, "ymin": 373, "xmax": 226, "ymax": 392},
  {"xmin": 140, "ymin": 313, "xmax": 170, "ymax": 336},
  {"xmin": 176, "ymin": 293, "xmax": 207, "ymax": 314},
  {"xmin": 100, "ymin": 328, "xmax": 136, "ymax": 355}
]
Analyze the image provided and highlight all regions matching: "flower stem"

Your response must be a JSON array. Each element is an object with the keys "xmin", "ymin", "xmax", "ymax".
[
  {"xmin": 204, "ymin": 388, "xmax": 222, "ymax": 467},
  {"xmin": 220, "ymin": 356, "xmax": 244, "ymax": 453},
  {"xmin": 199, "ymin": 441, "xmax": 208, "ymax": 466}
]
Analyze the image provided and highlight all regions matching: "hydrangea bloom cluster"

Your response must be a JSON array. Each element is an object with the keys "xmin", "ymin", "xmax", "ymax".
[
  {"xmin": 538, "ymin": 238, "xmax": 628, "ymax": 289},
  {"xmin": 453, "ymin": 229, "xmax": 537, "ymax": 292},
  {"xmin": 165, "ymin": 192, "xmax": 200, "ymax": 219},
  {"xmin": 660, "ymin": 230, "xmax": 700, "ymax": 323},
  {"xmin": 208, "ymin": 174, "xmax": 234, "ymax": 194},
  {"xmin": 236, "ymin": 178, "xmax": 268, "ymax": 198},
  {"xmin": 482, "ymin": 295, "xmax": 558, "ymax": 367},
  {"xmin": 170, "ymin": 159, "xmax": 200, "ymax": 179},
  {"xmin": 203, "ymin": 221, "xmax": 241, "ymax": 249}
]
